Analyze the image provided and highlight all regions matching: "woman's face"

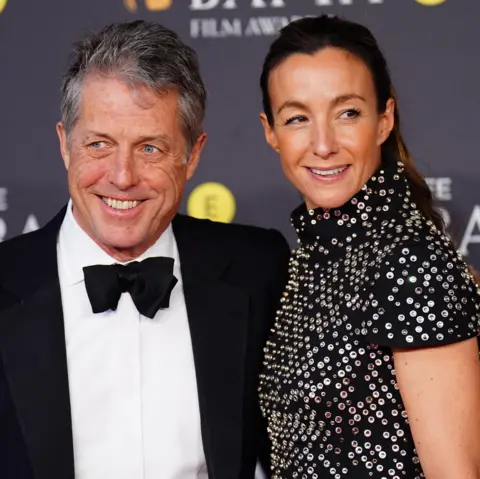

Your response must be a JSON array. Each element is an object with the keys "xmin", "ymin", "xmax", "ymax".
[{"xmin": 261, "ymin": 47, "xmax": 395, "ymax": 210}]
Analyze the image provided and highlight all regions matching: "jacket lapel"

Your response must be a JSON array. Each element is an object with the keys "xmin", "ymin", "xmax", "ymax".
[
  {"xmin": 0, "ymin": 208, "xmax": 74, "ymax": 479},
  {"xmin": 173, "ymin": 215, "xmax": 249, "ymax": 479}
]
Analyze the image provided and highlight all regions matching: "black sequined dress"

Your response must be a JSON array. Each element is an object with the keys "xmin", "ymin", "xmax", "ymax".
[{"xmin": 259, "ymin": 157, "xmax": 480, "ymax": 479}]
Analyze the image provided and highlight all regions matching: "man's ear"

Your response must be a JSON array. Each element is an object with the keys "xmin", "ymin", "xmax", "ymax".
[
  {"xmin": 186, "ymin": 133, "xmax": 207, "ymax": 180},
  {"xmin": 56, "ymin": 122, "xmax": 71, "ymax": 169}
]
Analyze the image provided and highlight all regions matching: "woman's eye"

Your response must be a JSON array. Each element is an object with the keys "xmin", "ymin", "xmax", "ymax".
[
  {"xmin": 143, "ymin": 144, "xmax": 159, "ymax": 154},
  {"xmin": 285, "ymin": 115, "xmax": 308, "ymax": 125},
  {"xmin": 340, "ymin": 109, "xmax": 361, "ymax": 120}
]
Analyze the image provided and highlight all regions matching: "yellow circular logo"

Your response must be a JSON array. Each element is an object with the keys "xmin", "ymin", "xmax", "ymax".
[
  {"xmin": 145, "ymin": 0, "xmax": 172, "ymax": 10},
  {"xmin": 0, "ymin": 0, "xmax": 8, "ymax": 14},
  {"xmin": 124, "ymin": 0, "xmax": 172, "ymax": 12},
  {"xmin": 415, "ymin": 0, "xmax": 446, "ymax": 5},
  {"xmin": 187, "ymin": 182, "xmax": 236, "ymax": 224}
]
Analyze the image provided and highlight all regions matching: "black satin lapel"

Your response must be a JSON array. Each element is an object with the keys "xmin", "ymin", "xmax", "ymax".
[
  {"xmin": 0, "ymin": 279, "xmax": 73, "ymax": 479},
  {"xmin": 183, "ymin": 280, "xmax": 249, "ymax": 479},
  {"xmin": 173, "ymin": 214, "xmax": 251, "ymax": 478}
]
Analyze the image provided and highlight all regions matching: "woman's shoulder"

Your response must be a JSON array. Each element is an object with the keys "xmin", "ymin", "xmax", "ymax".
[
  {"xmin": 358, "ymin": 222, "xmax": 480, "ymax": 348},
  {"xmin": 377, "ymin": 219, "xmax": 475, "ymax": 288}
]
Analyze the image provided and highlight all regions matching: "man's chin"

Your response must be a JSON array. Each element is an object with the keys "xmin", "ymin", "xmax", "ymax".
[{"xmin": 89, "ymin": 229, "xmax": 147, "ymax": 257}]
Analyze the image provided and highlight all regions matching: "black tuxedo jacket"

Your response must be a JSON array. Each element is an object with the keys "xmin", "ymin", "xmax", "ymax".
[{"xmin": 0, "ymin": 208, "xmax": 290, "ymax": 479}]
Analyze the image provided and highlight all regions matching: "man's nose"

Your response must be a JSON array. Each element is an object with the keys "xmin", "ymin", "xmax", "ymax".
[{"xmin": 107, "ymin": 151, "xmax": 139, "ymax": 190}]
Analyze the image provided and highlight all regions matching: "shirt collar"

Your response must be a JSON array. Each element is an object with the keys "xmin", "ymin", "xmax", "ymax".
[{"xmin": 58, "ymin": 200, "xmax": 176, "ymax": 286}]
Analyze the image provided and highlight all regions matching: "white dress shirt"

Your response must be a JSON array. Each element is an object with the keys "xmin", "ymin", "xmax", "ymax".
[{"xmin": 57, "ymin": 202, "xmax": 208, "ymax": 479}]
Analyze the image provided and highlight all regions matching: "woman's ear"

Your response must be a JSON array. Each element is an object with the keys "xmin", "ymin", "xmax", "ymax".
[
  {"xmin": 377, "ymin": 98, "xmax": 395, "ymax": 146},
  {"xmin": 260, "ymin": 112, "xmax": 280, "ymax": 152}
]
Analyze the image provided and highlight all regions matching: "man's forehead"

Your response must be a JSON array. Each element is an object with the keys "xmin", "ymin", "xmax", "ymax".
[
  {"xmin": 82, "ymin": 128, "xmax": 173, "ymax": 144},
  {"xmin": 80, "ymin": 74, "xmax": 179, "ymax": 111}
]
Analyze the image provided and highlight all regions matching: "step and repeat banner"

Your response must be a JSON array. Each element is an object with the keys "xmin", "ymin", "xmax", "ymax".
[{"xmin": 1, "ymin": 0, "xmax": 480, "ymax": 266}]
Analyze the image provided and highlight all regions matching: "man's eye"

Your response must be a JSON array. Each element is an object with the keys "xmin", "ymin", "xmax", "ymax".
[
  {"xmin": 90, "ymin": 141, "xmax": 105, "ymax": 149},
  {"xmin": 143, "ymin": 145, "xmax": 159, "ymax": 154}
]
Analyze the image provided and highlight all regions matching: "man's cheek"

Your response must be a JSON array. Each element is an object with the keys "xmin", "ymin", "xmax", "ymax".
[
  {"xmin": 73, "ymin": 164, "xmax": 105, "ymax": 187},
  {"xmin": 154, "ymin": 168, "xmax": 178, "ymax": 191}
]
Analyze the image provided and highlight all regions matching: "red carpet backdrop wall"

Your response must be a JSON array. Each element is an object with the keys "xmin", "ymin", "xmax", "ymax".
[{"xmin": 1, "ymin": 0, "xmax": 480, "ymax": 266}]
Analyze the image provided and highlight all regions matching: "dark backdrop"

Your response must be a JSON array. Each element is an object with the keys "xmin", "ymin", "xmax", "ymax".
[{"xmin": 1, "ymin": 0, "xmax": 479, "ymax": 267}]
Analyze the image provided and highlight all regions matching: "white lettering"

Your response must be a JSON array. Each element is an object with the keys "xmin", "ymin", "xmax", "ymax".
[
  {"xmin": 190, "ymin": 18, "xmax": 201, "ymax": 37},
  {"xmin": 190, "ymin": 17, "xmax": 242, "ymax": 37},
  {"xmin": 0, "ymin": 218, "xmax": 5, "ymax": 241},
  {"xmin": 191, "ymin": 0, "xmax": 285, "ymax": 9},
  {"xmin": 23, "ymin": 214, "xmax": 39, "ymax": 234},
  {"xmin": 0, "ymin": 187, "xmax": 7, "ymax": 211},
  {"xmin": 459, "ymin": 205, "xmax": 480, "ymax": 257},
  {"xmin": 191, "ymin": 18, "xmax": 216, "ymax": 37},
  {"xmin": 190, "ymin": 0, "xmax": 222, "ymax": 10},
  {"xmin": 245, "ymin": 16, "xmax": 288, "ymax": 36},
  {"xmin": 316, "ymin": 0, "xmax": 382, "ymax": 4},
  {"xmin": 193, "ymin": 14, "xmax": 305, "ymax": 38},
  {"xmin": 221, "ymin": 17, "xmax": 242, "ymax": 35},
  {"xmin": 222, "ymin": 0, "xmax": 237, "ymax": 8},
  {"xmin": 244, "ymin": 17, "xmax": 262, "ymax": 35},
  {"xmin": 191, "ymin": 0, "xmax": 382, "ymax": 10},
  {"xmin": 316, "ymin": 0, "xmax": 352, "ymax": 5},
  {"xmin": 251, "ymin": 0, "xmax": 286, "ymax": 6},
  {"xmin": 425, "ymin": 177, "xmax": 452, "ymax": 201}
]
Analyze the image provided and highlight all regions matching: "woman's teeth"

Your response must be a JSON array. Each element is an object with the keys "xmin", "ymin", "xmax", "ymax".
[
  {"xmin": 101, "ymin": 197, "xmax": 141, "ymax": 210},
  {"xmin": 309, "ymin": 166, "xmax": 348, "ymax": 176}
]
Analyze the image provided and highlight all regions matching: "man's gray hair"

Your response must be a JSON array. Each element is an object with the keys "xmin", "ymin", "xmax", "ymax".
[{"xmin": 60, "ymin": 20, "xmax": 206, "ymax": 153}]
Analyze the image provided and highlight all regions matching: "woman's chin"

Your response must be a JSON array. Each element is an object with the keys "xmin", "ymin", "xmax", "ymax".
[{"xmin": 304, "ymin": 194, "xmax": 352, "ymax": 211}]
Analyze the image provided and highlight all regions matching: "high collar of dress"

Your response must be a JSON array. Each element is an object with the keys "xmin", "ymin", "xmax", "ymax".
[{"xmin": 291, "ymin": 156, "xmax": 416, "ymax": 255}]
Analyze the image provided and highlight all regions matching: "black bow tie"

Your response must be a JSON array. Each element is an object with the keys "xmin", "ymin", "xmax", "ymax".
[{"xmin": 83, "ymin": 257, "xmax": 178, "ymax": 319}]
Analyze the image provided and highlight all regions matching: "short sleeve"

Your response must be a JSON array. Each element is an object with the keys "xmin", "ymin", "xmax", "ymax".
[{"xmin": 358, "ymin": 238, "xmax": 480, "ymax": 348}]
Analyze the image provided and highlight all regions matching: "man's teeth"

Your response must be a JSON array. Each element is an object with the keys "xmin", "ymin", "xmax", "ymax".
[
  {"xmin": 310, "ymin": 166, "xmax": 348, "ymax": 176},
  {"xmin": 101, "ymin": 197, "xmax": 141, "ymax": 210}
]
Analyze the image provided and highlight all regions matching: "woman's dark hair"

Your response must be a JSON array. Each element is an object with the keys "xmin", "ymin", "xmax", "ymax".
[{"xmin": 260, "ymin": 15, "xmax": 444, "ymax": 231}]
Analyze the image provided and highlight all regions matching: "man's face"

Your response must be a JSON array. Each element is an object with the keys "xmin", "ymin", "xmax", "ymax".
[{"xmin": 57, "ymin": 76, "xmax": 206, "ymax": 261}]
